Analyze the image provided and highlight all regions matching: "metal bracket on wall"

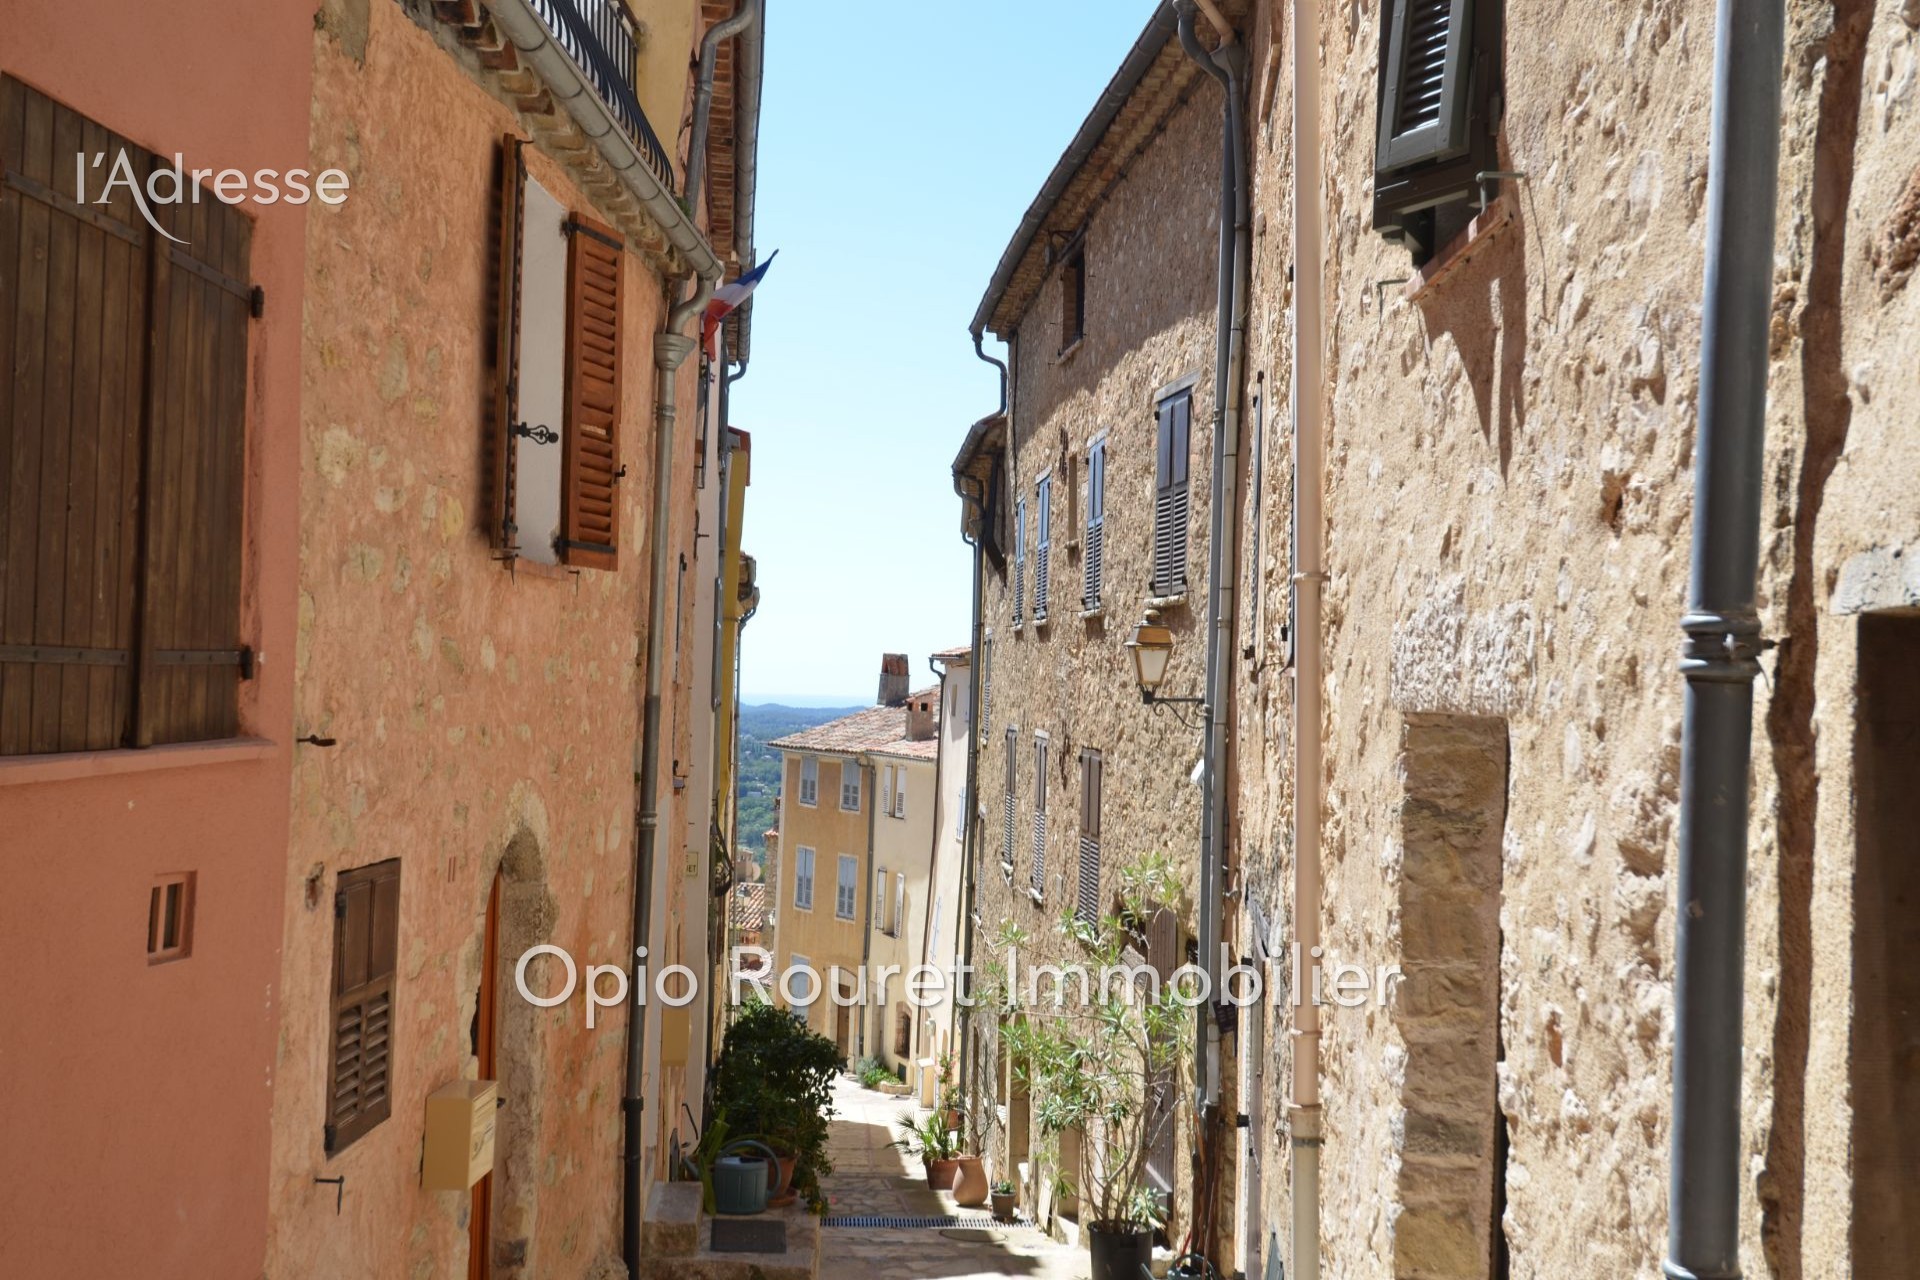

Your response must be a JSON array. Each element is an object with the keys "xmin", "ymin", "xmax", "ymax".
[
  {"xmin": 1475, "ymin": 170, "xmax": 1530, "ymax": 210},
  {"xmin": 314, "ymin": 1175, "xmax": 344, "ymax": 1215},
  {"xmin": 1372, "ymin": 278, "xmax": 1411, "ymax": 311}
]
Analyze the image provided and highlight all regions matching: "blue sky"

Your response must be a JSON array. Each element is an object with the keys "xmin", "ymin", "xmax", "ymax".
[{"xmin": 732, "ymin": 2, "xmax": 1159, "ymax": 705}]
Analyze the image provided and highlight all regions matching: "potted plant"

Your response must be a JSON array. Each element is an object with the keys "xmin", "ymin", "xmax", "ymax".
[
  {"xmin": 933, "ymin": 1051, "xmax": 962, "ymax": 1130},
  {"xmin": 988, "ymin": 852, "xmax": 1193, "ymax": 1280},
  {"xmin": 710, "ymin": 998, "xmax": 843, "ymax": 1213},
  {"xmin": 951, "ymin": 1139, "xmax": 989, "ymax": 1207},
  {"xmin": 893, "ymin": 1111, "xmax": 963, "ymax": 1189},
  {"xmin": 990, "ymin": 1178, "xmax": 1017, "ymax": 1222}
]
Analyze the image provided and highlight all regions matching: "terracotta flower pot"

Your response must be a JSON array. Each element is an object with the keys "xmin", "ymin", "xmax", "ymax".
[
  {"xmin": 950, "ymin": 1155, "xmax": 989, "ymax": 1207},
  {"xmin": 990, "ymin": 1191, "xmax": 1017, "ymax": 1222},
  {"xmin": 766, "ymin": 1154, "xmax": 798, "ymax": 1207},
  {"xmin": 925, "ymin": 1157, "xmax": 962, "ymax": 1191}
]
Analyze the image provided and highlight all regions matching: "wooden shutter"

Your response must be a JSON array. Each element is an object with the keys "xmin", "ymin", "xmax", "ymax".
[
  {"xmin": 1153, "ymin": 392, "xmax": 1191, "ymax": 595},
  {"xmin": 1034, "ymin": 475, "xmax": 1050, "ymax": 620},
  {"xmin": 1376, "ymin": 0, "xmax": 1474, "ymax": 173},
  {"xmin": 1003, "ymin": 726, "xmax": 1017, "ymax": 865},
  {"xmin": 137, "ymin": 164, "xmax": 252, "ymax": 747},
  {"xmin": 559, "ymin": 214, "xmax": 624, "ymax": 569},
  {"xmin": 487, "ymin": 136, "xmax": 524, "ymax": 554},
  {"xmin": 1076, "ymin": 750, "xmax": 1102, "ymax": 924},
  {"xmin": 0, "ymin": 77, "xmax": 249, "ymax": 755},
  {"xmin": 1084, "ymin": 441, "xmax": 1104, "ymax": 609},
  {"xmin": 328, "ymin": 858, "xmax": 401, "ymax": 1155},
  {"xmin": 1012, "ymin": 496, "xmax": 1026, "ymax": 624}
]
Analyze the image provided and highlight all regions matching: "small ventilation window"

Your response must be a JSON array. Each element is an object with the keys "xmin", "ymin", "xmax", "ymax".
[{"xmin": 148, "ymin": 873, "xmax": 195, "ymax": 964}]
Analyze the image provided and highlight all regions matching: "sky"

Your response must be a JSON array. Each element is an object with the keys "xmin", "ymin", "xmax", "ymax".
[{"xmin": 731, "ymin": 2, "xmax": 1160, "ymax": 706}]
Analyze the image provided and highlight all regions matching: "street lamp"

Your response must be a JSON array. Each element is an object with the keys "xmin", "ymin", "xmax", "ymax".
[{"xmin": 1126, "ymin": 610, "xmax": 1203, "ymax": 716}]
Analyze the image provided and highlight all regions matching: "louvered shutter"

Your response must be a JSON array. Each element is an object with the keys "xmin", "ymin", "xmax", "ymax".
[
  {"xmin": 1083, "ymin": 441, "xmax": 1104, "ymax": 609},
  {"xmin": 1076, "ymin": 750, "xmax": 1102, "ymax": 925},
  {"xmin": 138, "ymin": 167, "xmax": 252, "ymax": 747},
  {"xmin": 1003, "ymin": 726, "xmax": 1017, "ymax": 866},
  {"xmin": 1034, "ymin": 476, "xmax": 1051, "ymax": 621},
  {"xmin": 559, "ymin": 215, "xmax": 623, "ymax": 569},
  {"xmin": 1376, "ymin": 0, "xmax": 1474, "ymax": 173},
  {"xmin": 1152, "ymin": 393, "xmax": 1191, "ymax": 595},
  {"xmin": 1030, "ymin": 737, "xmax": 1049, "ymax": 895},
  {"xmin": 328, "ymin": 859, "xmax": 401, "ymax": 1154},
  {"xmin": 1012, "ymin": 496, "xmax": 1026, "ymax": 624},
  {"xmin": 487, "ymin": 136, "xmax": 524, "ymax": 553},
  {"xmin": 1144, "ymin": 905, "xmax": 1179, "ymax": 1194}
]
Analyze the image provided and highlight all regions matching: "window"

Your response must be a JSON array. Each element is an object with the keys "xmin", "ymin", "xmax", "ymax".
[
  {"xmin": 835, "ymin": 855, "xmax": 858, "ymax": 920},
  {"xmin": 327, "ymin": 859, "xmax": 401, "ymax": 1155},
  {"xmin": 798, "ymin": 756, "xmax": 819, "ymax": 807},
  {"xmin": 1034, "ymin": 474, "xmax": 1052, "ymax": 622},
  {"xmin": 1013, "ymin": 496, "xmax": 1027, "ymax": 626},
  {"xmin": 1030, "ymin": 734, "xmax": 1050, "ymax": 897},
  {"xmin": 1059, "ymin": 241, "xmax": 1086, "ymax": 352},
  {"xmin": 492, "ymin": 137, "xmax": 626, "ymax": 568},
  {"xmin": 147, "ymin": 873, "xmax": 196, "ymax": 965},
  {"xmin": 1002, "ymin": 726, "xmax": 1018, "ymax": 868},
  {"xmin": 1084, "ymin": 438, "xmax": 1106, "ymax": 610},
  {"xmin": 1372, "ymin": 0, "xmax": 1505, "ymax": 263},
  {"xmin": 0, "ymin": 79, "xmax": 254, "ymax": 757},
  {"xmin": 876, "ymin": 867, "xmax": 890, "ymax": 933},
  {"xmin": 881, "ymin": 766, "xmax": 895, "ymax": 818},
  {"xmin": 788, "ymin": 952, "xmax": 813, "ymax": 1025},
  {"xmin": 839, "ymin": 760, "xmax": 862, "ymax": 812},
  {"xmin": 894, "ymin": 873, "xmax": 906, "ymax": 941},
  {"xmin": 1153, "ymin": 388, "xmax": 1193, "ymax": 597},
  {"xmin": 1077, "ymin": 750, "xmax": 1103, "ymax": 926},
  {"xmin": 795, "ymin": 847, "xmax": 816, "ymax": 911}
]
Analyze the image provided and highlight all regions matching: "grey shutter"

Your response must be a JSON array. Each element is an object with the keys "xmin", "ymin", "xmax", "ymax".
[
  {"xmin": 1003, "ymin": 726, "xmax": 1017, "ymax": 865},
  {"xmin": 1076, "ymin": 750, "xmax": 1102, "ymax": 925},
  {"xmin": 1083, "ymin": 442, "xmax": 1104, "ymax": 609},
  {"xmin": 1153, "ymin": 394, "xmax": 1191, "ymax": 595},
  {"xmin": 1034, "ymin": 476, "xmax": 1050, "ymax": 621},
  {"xmin": 1029, "ymin": 737, "xmax": 1049, "ymax": 895},
  {"xmin": 1013, "ymin": 496, "xmax": 1026, "ymax": 625},
  {"xmin": 1375, "ymin": 0, "xmax": 1474, "ymax": 173}
]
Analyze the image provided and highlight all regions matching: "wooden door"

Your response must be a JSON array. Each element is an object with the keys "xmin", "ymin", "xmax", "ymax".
[{"xmin": 470, "ymin": 871, "xmax": 501, "ymax": 1280}]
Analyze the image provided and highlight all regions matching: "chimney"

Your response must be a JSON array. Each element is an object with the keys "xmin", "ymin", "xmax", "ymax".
[
  {"xmin": 906, "ymin": 691, "xmax": 938, "ymax": 741},
  {"xmin": 877, "ymin": 653, "xmax": 909, "ymax": 706}
]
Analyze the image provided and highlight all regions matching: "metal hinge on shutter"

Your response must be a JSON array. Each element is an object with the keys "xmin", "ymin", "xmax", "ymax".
[
  {"xmin": 335, "ymin": 891, "xmax": 348, "ymax": 920},
  {"xmin": 563, "ymin": 218, "xmax": 624, "ymax": 251}
]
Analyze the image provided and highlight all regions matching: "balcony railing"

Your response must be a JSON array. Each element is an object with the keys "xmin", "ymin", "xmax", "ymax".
[{"xmin": 527, "ymin": 0, "xmax": 677, "ymax": 194}]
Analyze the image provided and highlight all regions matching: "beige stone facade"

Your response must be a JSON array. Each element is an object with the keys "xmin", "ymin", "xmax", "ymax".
[{"xmin": 955, "ymin": 1, "xmax": 1920, "ymax": 1277}]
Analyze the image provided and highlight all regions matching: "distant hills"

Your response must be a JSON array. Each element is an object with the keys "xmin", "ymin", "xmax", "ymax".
[{"xmin": 733, "ymin": 702, "xmax": 863, "ymax": 863}]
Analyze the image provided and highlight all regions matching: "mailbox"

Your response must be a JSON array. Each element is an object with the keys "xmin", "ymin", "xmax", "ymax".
[{"xmin": 422, "ymin": 1078, "xmax": 498, "ymax": 1191}]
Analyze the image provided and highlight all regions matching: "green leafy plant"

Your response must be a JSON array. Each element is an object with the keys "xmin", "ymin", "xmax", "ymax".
[
  {"xmin": 991, "ymin": 1178, "xmax": 1015, "ymax": 1196},
  {"xmin": 710, "ymin": 997, "xmax": 843, "ymax": 1212},
  {"xmin": 854, "ymin": 1054, "xmax": 895, "ymax": 1090},
  {"xmin": 892, "ymin": 1110, "xmax": 963, "ymax": 1165},
  {"xmin": 982, "ymin": 851, "xmax": 1193, "ymax": 1234}
]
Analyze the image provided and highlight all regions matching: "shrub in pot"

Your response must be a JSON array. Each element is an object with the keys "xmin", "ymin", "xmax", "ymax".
[
  {"xmin": 990, "ymin": 1179, "xmax": 1017, "ymax": 1222},
  {"xmin": 893, "ymin": 1111, "xmax": 963, "ymax": 1189},
  {"xmin": 984, "ymin": 853, "xmax": 1192, "ymax": 1280},
  {"xmin": 711, "ymin": 998, "xmax": 843, "ymax": 1213}
]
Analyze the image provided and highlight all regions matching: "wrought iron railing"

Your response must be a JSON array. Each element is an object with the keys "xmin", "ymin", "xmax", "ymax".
[{"xmin": 527, "ymin": 0, "xmax": 677, "ymax": 194}]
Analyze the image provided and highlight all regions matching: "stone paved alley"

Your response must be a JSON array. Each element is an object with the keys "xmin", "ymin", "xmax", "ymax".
[{"xmin": 816, "ymin": 1078, "xmax": 1090, "ymax": 1280}]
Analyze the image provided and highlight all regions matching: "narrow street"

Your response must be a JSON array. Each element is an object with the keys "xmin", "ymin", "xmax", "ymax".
[{"xmin": 817, "ymin": 1077, "xmax": 1090, "ymax": 1280}]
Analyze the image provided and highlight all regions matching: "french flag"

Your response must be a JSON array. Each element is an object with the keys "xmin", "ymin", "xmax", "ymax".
[{"xmin": 701, "ymin": 250, "xmax": 777, "ymax": 359}]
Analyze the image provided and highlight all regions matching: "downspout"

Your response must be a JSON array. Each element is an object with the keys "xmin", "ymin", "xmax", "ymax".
[
  {"xmin": 1174, "ymin": 0, "xmax": 1248, "ymax": 1127},
  {"xmin": 624, "ymin": 270, "xmax": 718, "ymax": 1280},
  {"xmin": 1665, "ymin": 1, "xmax": 1783, "ymax": 1277},
  {"xmin": 1287, "ymin": 0, "xmax": 1328, "ymax": 1273},
  {"xmin": 857, "ymin": 752, "xmax": 877, "ymax": 1061},
  {"xmin": 686, "ymin": 0, "xmax": 758, "ymax": 222}
]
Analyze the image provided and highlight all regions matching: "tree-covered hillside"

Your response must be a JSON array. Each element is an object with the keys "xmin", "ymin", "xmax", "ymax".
[{"xmin": 733, "ymin": 703, "xmax": 862, "ymax": 864}]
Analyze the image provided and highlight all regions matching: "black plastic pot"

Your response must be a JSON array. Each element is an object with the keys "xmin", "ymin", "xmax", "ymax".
[{"xmin": 1087, "ymin": 1220, "xmax": 1152, "ymax": 1280}]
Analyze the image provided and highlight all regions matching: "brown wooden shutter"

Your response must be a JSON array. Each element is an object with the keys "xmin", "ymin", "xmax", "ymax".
[
  {"xmin": 327, "ymin": 858, "xmax": 401, "ymax": 1155},
  {"xmin": 559, "ymin": 214, "xmax": 624, "ymax": 570},
  {"xmin": 1, "ymin": 81, "xmax": 146, "ymax": 753},
  {"xmin": 1076, "ymin": 750, "xmax": 1102, "ymax": 925},
  {"xmin": 136, "ymin": 170, "xmax": 252, "ymax": 747},
  {"xmin": 487, "ymin": 136, "xmax": 524, "ymax": 555}
]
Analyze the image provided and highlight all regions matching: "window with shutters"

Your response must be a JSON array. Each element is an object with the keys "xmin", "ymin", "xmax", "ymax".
[
  {"xmin": 894, "ymin": 873, "xmax": 906, "ymax": 943},
  {"xmin": 1033, "ymin": 474, "xmax": 1052, "ymax": 623},
  {"xmin": 835, "ymin": 854, "xmax": 858, "ymax": 920},
  {"xmin": 1371, "ymin": 0, "xmax": 1505, "ymax": 263},
  {"xmin": 798, "ymin": 756, "xmax": 818, "ymax": 807},
  {"xmin": 148, "ymin": 872, "xmax": 196, "ymax": 964},
  {"xmin": 881, "ymin": 766, "xmax": 894, "ymax": 818},
  {"xmin": 0, "ymin": 79, "xmax": 256, "ymax": 757},
  {"xmin": 980, "ymin": 636, "xmax": 993, "ymax": 742},
  {"xmin": 1084, "ymin": 436, "xmax": 1106, "ymax": 610},
  {"xmin": 327, "ymin": 859, "xmax": 400, "ymax": 1155},
  {"xmin": 795, "ymin": 846, "xmax": 816, "ymax": 911},
  {"xmin": 1076, "ymin": 750, "xmax": 1103, "ymax": 927},
  {"xmin": 490, "ymin": 137, "xmax": 626, "ymax": 569},
  {"xmin": 893, "ymin": 769, "xmax": 907, "ymax": 819},
  {"xmin": 1058, "ymin": 242, "xmax": 1086, "ymax": 354},
  {"xmin": 1002, "ymin": 726, "xmax": 1018, "ymax": 870},
  {"xmin": 839, "ymin": 760, "xmax": 862, "ymax": 812},
  {"xmin": 1030, "ymin": 733, "xmax": 1050, "ymax": 898},
  {"xmin": 876, "ymin": 866, "xmax": 890, "ymax": 933},
  {"xmin": 1012, "ymin": 495, "xmax": 1027, "ymax": 626},
  {"xmin": 1152, "ymin": 388, "xmax": 1193, "ymax": 597}
]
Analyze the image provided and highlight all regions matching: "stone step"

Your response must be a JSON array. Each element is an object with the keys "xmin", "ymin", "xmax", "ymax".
[{"xmin": 641, "ymin": 1193, "xmax": 821, "ymax": 1280}]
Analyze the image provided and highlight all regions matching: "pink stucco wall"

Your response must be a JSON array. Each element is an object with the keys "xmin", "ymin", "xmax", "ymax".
[{"xmin": 0, "ymin": 0, "xmax": 312, "ymax": 1275}]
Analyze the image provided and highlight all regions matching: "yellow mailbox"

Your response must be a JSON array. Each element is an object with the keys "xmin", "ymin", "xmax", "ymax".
[{"xmin": 422, "ymin": 1078, "xmax": 498, "ymax": 1191}]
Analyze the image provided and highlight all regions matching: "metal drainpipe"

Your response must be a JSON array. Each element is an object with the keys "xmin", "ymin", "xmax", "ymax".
[
  {"xmin": 1666, "ymin": 1, "xmax": 1784, "ymax": 1277},
  {"xmin": 1287, "ymin": 0, "xmax": 1329, "ymax": 1272},
  {"xmin": 624, "ymin": 270, "xmax": 717, "ymax": 1280},
  {"xmin": 1175, "ymin": 0, "xmax": 1248, "ymax": 1131},
  {"xmin": 858, "ymin": 752, "xmax": 877, "ymax": 1061},
  {"xmin": 686, "ymin": 1, "xmax": 758, "ymax": 220}
]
